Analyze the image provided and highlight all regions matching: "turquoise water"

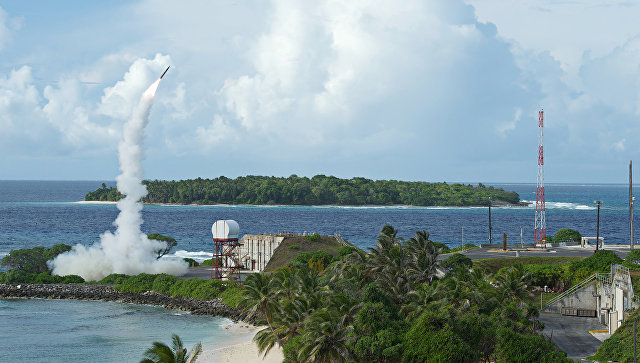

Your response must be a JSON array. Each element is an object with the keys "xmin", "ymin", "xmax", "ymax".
[{"xmin": 0, "ymin": 298, "xmax": 246, "ymax": 363}]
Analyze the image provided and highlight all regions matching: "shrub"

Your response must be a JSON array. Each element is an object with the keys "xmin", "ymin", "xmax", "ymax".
[
  {"xmin": 4, "ymin": 269, "xmax": 36, "ymax": 284},
  {"xmin": 288, "ymin": 244, "xmax": 300, "ymax": 250},
  {"xmin": 494, "ymin": 327, "xmax": 571, "ymax": 362},
  {"xmin": 151, "ymin": 273, "xmax": 178, "ymax": 293},
  {"xmin": 289, "ymin": 251, "xmax": 333, "ymax": 271},
  {"xmin": 305, "ymin": 233, "xmax": 321, "ymax": 242},
  {"xmin": 440, "ymin": 254, "xmax": 472, "ymax": 272},
  {"xmin": 61, "ymin": 275, "xmax": 85, "ymax": 284},
  {"xmin": 99, "ymin": 273, "xmax": 128, "ymax": 285},
  {"xmin": 33, "ymin": 272, "xmax": 63, "ymax": 284},
  {"xmin": 114, "ymin": 273, "xmax": 157, "ymax": 293},
  {"xmin": 524, "ymin": 264, "xmax": 567, "ymax": 288},
  {"xmin": 624, "ymin": 250, "xmax": 640, "ymax": 270},
  {"xmin": 0, "ymin": 272, "xmax": 5, "ymax": 283},
  {"xmin": 219, "ymin": 286, "xmax": 245, "ymax": 308},
  {"xmin": 169, "ymin": 278, "xmax": 227, "ymax": 300},
  {"xmin": 337, "ymin": 246, "xmax": 357, "ymax": 259},
  {"xmin": 200, "ymin": 258, "xmax": 221, "ymax": 267},
  {"xmin": 183, "ymin": 258, "xmax": 199, "ymax": 267},
  {"xmin": 551, "ymin": 228, "xmax": 582, "ymax": 243}
]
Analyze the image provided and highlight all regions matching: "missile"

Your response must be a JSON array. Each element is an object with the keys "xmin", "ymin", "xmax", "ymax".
[{"xmin": 159, "ymin": 66, "xmax": 170, "ymax": 79}]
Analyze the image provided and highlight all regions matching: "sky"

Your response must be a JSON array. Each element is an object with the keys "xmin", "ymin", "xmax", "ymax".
[{"xmin": 0, "ymin": 0, "xmax": 639, "ymax": 183}]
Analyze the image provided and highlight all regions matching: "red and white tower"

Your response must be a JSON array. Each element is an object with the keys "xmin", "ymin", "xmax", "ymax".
[{"xmin": 534, "ymin": 110, "xmax": 546, "ymax": 247}]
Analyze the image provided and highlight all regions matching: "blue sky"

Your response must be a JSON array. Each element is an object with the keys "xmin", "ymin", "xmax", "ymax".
[{"xmin": 1, "ymin": 0, "xmax": 639, "ymax": 183}]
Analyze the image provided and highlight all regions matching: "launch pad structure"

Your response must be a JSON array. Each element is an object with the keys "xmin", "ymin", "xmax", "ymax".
[{"xmin": 211, "ymin": 220, "xmax": 242, "ymax": 283}]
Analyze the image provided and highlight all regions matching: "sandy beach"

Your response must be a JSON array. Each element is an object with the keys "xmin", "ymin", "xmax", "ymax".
[
  {"xmin": 197, "ymin": 324, "xmax": 284, "ymax": 363},
  {"xmin": 73, "ymin": 200, "xmax": 118, "ymax": 204}
]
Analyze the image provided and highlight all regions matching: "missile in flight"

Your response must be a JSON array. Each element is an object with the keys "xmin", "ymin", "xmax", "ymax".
[{"xmin": 160, "ymin": 66, "xmax": 170, "ymax": 79}]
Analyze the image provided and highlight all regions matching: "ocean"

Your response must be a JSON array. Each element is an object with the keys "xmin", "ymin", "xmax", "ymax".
[{"xmin": 0, "ymin": 180, "xmax": 637, "ymax": 361}]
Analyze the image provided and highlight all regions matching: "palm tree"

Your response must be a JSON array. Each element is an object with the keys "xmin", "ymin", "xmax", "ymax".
[
  {"xmin": 297, "ymin": 308, "xmax": 354, "ymax": 362},
  {"xmin": 406, "ymin": 230, "xmax": 442, "ymax": 285},
  {"xmin": 400, "ymin": 282, "xmax": 443, "ymax": 321},
  {"xmin": 240, "ymin": 273, "xmax": 284, "ymax": 349},
  {"xmin": 140, "ymin": 334, "xmax": 202, "ymax": 363},
  {"xmin": 494, "ymin": 264, "xmax": 531, "ymax": 304}
]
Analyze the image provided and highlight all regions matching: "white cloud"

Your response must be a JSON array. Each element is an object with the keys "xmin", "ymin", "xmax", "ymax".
[
  {"xmin": 496, "ymin": 108, "xmax": 522, "ymax": 138},
  {"xmin": 97, "ymin": 53, "xmax": 172, "ymax": 120},
  {"xmin": 0, "ymin": 6, "xmax": 21, "ymax": 51}
]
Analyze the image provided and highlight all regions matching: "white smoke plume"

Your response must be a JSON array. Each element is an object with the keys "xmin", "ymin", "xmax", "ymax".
[{"xmin": 51, "ymin": 75, "xmax": 187, "ymax": 281}]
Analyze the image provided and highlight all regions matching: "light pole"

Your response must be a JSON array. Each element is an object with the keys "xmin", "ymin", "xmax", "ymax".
[
  {"xmin": 489, "ymin": 197, "xmax": 493, "ymax": 245},
  {"xmin": 595, "ymin": 200, "xmax": 602, "ymax": 252}
]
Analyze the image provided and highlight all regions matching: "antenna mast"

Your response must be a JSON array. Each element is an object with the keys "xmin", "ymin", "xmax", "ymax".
[{"xmin": 535, "ymin": 110, "xmax": 546, "ymax": 247}]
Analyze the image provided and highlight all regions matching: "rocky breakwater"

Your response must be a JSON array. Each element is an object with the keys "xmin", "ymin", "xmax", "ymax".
[{"xmin": 0, "ymin": 284, "xmax": 245, "ymax": 321}]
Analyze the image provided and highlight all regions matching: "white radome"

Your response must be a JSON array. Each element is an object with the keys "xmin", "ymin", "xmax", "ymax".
[{"xmin": 211, "ymin": 220, "xmax": 240, "ymax": 240}]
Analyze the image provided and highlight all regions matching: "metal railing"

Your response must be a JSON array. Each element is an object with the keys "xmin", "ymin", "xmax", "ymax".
[
  {"xmin": 333, "ymin": 234, "xmax": 350, "ymax": 247},
  {"xmin": 544, "ymin": 273, "xmax": 598, "ymax": 310}
]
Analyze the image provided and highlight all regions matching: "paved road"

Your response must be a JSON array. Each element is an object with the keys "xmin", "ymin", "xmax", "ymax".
[
  {"xmin": 444, "ymin": 246, "xmax": 630, "ymax": 261},
  {"xmin": 538, "ymin": 313, "xmax": 608, "ymax": 360}
]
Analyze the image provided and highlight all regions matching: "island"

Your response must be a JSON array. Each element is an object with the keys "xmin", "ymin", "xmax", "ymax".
[{"xmin": 85, "ymin": 175, "xmax": 523, "ymax": 206}]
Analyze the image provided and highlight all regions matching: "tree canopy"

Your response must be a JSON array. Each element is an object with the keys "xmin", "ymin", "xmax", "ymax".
[{"xmin": 85, "ymin": 175, "xmax": 521, "ymax": 206}]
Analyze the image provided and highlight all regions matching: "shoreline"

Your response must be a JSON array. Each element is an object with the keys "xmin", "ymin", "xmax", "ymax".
[
  {"xmin": 0, "ymin": 283, "xmax": 245, "ymax": 320},
  {"xmin": 197, "ymin": 323, "xmax": 284, "ymax": 363},
  {"xmin": 0, "ymin": 284, "xmax": 285, "ymax": 362},
  {"xmin": 78, "ymin": 200, "xmax": 530, "ymax": 208}
]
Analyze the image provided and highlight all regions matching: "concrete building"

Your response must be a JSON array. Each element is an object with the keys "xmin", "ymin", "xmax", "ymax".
[
  {"xmin": 544, "ymin": 264, "xmax": 637, "ymax": 333},
  {"xmin": 236, "ymin": 234, "xmax": 286, "ymax": 272}
]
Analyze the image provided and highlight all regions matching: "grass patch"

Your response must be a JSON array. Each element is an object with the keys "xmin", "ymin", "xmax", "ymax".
[
  {"xmin": 473, "ymin": 256, "xmax": 584, "ymax": 274},
  {"xmin": 264, "ymin": 235, "xmax": 360, "ymax": 272}
]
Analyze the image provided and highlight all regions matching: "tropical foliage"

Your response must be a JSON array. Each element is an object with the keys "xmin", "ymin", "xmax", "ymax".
[
  {"xmin": 140, "ymin": 333, "xmax": 202, "ymax": 363},
  {"xmin": 85, "ymin": 175, "xmax": 521, "ymax": 206},
  {"xmin": 239, "ymin": 225, "xmax": 570, "ymax": 362}
]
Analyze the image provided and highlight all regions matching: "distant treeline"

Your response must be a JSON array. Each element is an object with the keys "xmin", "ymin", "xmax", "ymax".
[{"xmin": 84, "ymin": 175, "xmax": 521, "ymax": 206}]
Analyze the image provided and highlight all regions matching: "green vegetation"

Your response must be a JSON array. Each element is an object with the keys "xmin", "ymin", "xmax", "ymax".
[
  {"xmin": 140, "ymin": 333, "xmax": 202, "ymax": 363},
  {"xmin": 263, "ymin": 235, "xmax": 348, "ymax": 272},
  {"xmin": 1, "ymin": 244, "xmax": 72, "ymax": 274},
  {"xmin": 238, "ymin": 225, "xmax": 570, "ymax": 362},
  {"xmin": 473, "ymin": 256, "xmax": 584, "ymax": 274},
  {"xmin": 85, "ymin": 183, "xmax": 124, "ymax": 201},
  {"xmin": 449, "ymin": 243, "xmax": 479, "ymax": 253},
  {"xmin": 0, "ymin": 244, "xmax": 86, "ymax": 284},
  {"xmin": 547, "ymin": 228, "xmax": 582, "ymax": 243},
  {"xmin": 590, "ymin": 309, "xmax": 640, "ymax": 362},
  {"xmin": 147, "ymin": 233, "xmax": 178, "ymax": 259},
  {"xmin": 104, "ymin": 273, "xmax": 233, "ymax": 301},
  {"xmin": 182, "ymin": 258, "xmax": 199, "ymax": 267},
  {"xmin": 85, "ymin": 175, "xmax": 521, "ymax": 206},
  {"xmin": 440, "ymin": 253, "xmax": 473, "ymax": 273}
]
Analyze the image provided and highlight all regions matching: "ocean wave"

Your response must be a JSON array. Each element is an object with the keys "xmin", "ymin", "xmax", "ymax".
[
  {"xmin": 171, "ymin": 250, "xmax": 211, "ymax": 262},
  {"xmin": 521, "ymin": 200, "xmax": 595, "ymax": 210}
]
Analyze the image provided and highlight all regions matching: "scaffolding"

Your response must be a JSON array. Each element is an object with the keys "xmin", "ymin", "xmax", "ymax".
[
  {"xmin": 211, "ymin": 238, "xmax": 242, "ymax": 282},
  {"xmin": 210, "ymin": 220, "xmax": 241, "ymax": 283}
]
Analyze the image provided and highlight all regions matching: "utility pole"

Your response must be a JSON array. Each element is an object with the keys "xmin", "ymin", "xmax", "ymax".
[
  {"xmin": 631, "ymin": 160, "xmax": 634, "ymax": 250},
  {"xmin": 461, "ymin": 227, "xmax": 464, "ymax": 251},
  {"xmin": 595, "ymin": 200, "xmax": 602, "ymax": 252},
  {"xmin": 634, "ymin": 318, "xmax": 637, "ymax": 363},
  {"xmin": 489, "ymin": 197, "xmax": 493, "ymax": 244},
  {"xmin": 521, "ymin": 227, "xmax": 524, "ymax": 248}
]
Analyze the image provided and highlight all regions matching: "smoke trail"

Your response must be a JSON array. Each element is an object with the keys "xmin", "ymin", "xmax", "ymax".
[{"xmin": 51, "ymin": 76, "xmax": 187, "ymax": 281}]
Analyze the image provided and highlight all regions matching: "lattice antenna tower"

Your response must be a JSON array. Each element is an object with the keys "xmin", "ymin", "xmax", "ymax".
[{"xmin": 534, "ymin": 109, "xmax": 546, "ymax": 247}]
